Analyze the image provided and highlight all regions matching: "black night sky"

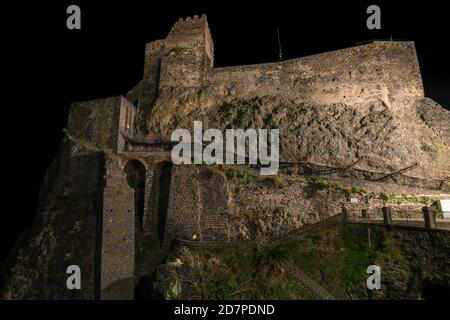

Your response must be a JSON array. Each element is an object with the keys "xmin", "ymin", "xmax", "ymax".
[{"xmin": 1, "ymin": 1, "xmax": 449, "ymax": 266}]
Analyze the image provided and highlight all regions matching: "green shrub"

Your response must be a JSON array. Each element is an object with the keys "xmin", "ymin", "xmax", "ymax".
[
  {"xmin": 225, "ymin": 167, "xmax": 236, "ymax": 179},
  {"xmin": 165, "ymin": 280, "xmax": 181, "ymax": 300},
  {"xmin": 343, "ymin": 249, "xmax": 371, "ymax": 286},
  {"xmin": 254, "ymin": 244, "xmax": 293, "ymax": 284},
  {"xmin": 420, "ymin": 196, "xmax": 433, "ymax": 206},
  {"xmin": 262, "ymin": 175, "xmax": 284, "ymax": 188},
  {"xmin": 380, "ymin": 192, "xmax": 396, "ymax": 202},
  {"xmin": 307, "ymin": 178, "xmax": 330, "ymax": 188},
  {"xmin": 205, "ymin": 279, "xmax": 236, "ymax": 300},
  {"xmin": 351, "ymin": 186, "xmax": 367, "ymax": 195},
  {"xmin": 224, "ymin": 166, "xmax": 259, "ymax": 185},
  {"xmin": 307, "ymin": 178, "xmax": 348, "ymax": 192}
]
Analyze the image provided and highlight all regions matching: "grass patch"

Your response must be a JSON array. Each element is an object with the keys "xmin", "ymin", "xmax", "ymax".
[
  {"xmin": 307, "ymin": 178, "xmax": 348, "ymax": 192},
  {"xmin": 379, "ymin": 192, "xmax": 435, "ymax": 205},
  {"xmin": 261, "ymin": 175, "xmax": 285, "ymax": 188},
  {"xmin": 211, "ymin": 165, "xmax": 285, "ymax": 189},
  {"xmin": 351, "ymin": 186, "xmax": 368, "ymax": 195}
]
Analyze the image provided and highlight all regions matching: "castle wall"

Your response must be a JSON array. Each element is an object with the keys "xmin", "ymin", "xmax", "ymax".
[
  {"xmin": 163, "ymin": 166, "xmax": 201, "ymax": 245},
  {"xmin": 67, "ymin": 96, "xmax": 121, "ymax": 150},
  {"xmin": 135, "ymin": 16, "xmax": 214, "ymax": 95},
  {"xmin": 163, "ymin": 166, "xmax": 230, "ymax": 246},
  {"xmin": 199, "ymin": 169, "xmax": 229, "ymax": 240},
  {"xmin": 143, "ymin": 165, "xmax": 155, "ymax": 234},
  {"xmin": 117, "ymin": 97, "xmax": 136, "ymax": 152},
  {"xmin": 168, "ymin": 15, "xmax": 213, "ymax": 66},
  {"xmin": 160, "ymin": 165, "xmax": 440, "ymax": 243},
  {"xmin": 67, "ymin": 96, "xmax": 136, "ymax": 152},
  {"xmin": 207, "ymin": 41, "xmax": 424, "ymax": 108},
  {"xmin": 141, "ymin": 41, "xmax": 165, "ymax": 111},
  {"xmin": 100, "ymin": 155, "xmax": 135, "ymax": 299}
]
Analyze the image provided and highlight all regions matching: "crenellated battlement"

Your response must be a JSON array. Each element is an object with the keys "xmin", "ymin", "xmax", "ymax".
[
  {"xmin": 170, "ymin": 13, "xmax": 209, "ymax": 35},
  {"xmin": 177, "ymin": 14, "xmax": 206, "ymax": 22}
]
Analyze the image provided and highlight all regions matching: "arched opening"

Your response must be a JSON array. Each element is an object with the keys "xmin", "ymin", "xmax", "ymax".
[
  {"xmin": 124, "ymin": 160, "xmax": 146, "ymax": 233},
  {"xmin": 134, "ymin": 160, "xmax": 172, "ymax": 300},
  {"xmin": 422, "ymin": 283, "xmax": 450, "ymax": 300}
]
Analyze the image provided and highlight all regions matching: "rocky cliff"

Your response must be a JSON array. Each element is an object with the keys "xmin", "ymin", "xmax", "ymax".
[{"xmin": 138, "ymin": 90, "xmax": 449, "ymax": 180}]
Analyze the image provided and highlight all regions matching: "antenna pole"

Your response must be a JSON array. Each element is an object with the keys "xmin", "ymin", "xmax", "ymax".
[{"xmin": 277, "ymin": 27, "xmax": 283, "ymax": 60}]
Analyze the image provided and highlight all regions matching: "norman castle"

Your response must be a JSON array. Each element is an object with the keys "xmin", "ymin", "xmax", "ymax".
[{"xmin": 2, "ymin": 15, "xmax": 449, "ymax": 300}]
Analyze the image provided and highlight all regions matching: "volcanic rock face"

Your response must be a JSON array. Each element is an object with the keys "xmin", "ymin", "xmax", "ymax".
[
  {"xmin": 416, "ymin": 97, "xmax": 450, "ymax": 147},
  {"xmin": 142, "ymin": 91, "xmax": 450, "ymax": 179}
]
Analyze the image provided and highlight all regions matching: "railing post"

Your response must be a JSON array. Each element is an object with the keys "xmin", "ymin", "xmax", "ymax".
[
  {"xmin": 362, "ymin": 209, "xmax": 369, "ymax": 220},
  {"xmin": 422, "ymin": 206, "xmax": 437, "ymax": 229},
  {"xmin": 382, "ymin": 206, "xmax": 393, "ymax": 225},
  {"xmin": 342, "ymin": 207, "xmax": 349, "ymax": 222}
]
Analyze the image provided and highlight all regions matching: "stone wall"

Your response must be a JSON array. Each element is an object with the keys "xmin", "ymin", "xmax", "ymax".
[
  {"xmin": 118, "ymin": 97, "xmax": 137, "ymax": 152},
  {"xmin": 163, "ymin": 166, "xmax": 230, "ymax": 246},
  {"xmin": 207, "ymin": 41, "xmax": 423, "ymax": 107},
  {"xmin": 67, "ymin": 96, "xmax": 121, "ymax": 150},
  {"xmin": 162, "ymin": 165, "xmax": 344, "ymax": 243},
  {"xmin": 198, "ymin": 170, "xmax": 229, "ymax": 240},
  {"xmin": 67, "ymin": 96, "xmax": 136, "ymax": 152},
  {"xmin": 133, "ymin": 17, "xmax": 424, "ymax": 112},
  {"xmin": 100, "ymin": 155, "xmax": 135, "ymax": 299},
  {"xmin": 159, "ymin": 15, "xmax": 213, "ymax": 90},
  {"xmin": 163, "ymin": 166, "xmax": 204, "ymax": 245},
  {"xmin": 160, "ymin": 165, "xmax": 445, "ymax": 244},
  {"xmin": 143, "ymin": 165, "xmax": 155, "ymax": 234},
  {"xmin": 138, "ymin": 41, "xmax": 165, "ymax": 132},
  {"xmin": 136, "ymin": 16, "xmax": 423, "ymax": 108}
]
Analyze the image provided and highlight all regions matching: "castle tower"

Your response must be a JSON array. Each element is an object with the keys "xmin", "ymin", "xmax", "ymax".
[
  {"xmin": 136, "ymin": 14, "xmax": 214, "ymax": 133},
  {"xmin": 159, "ymin": 14, "xmax": 214, "ymax": 90},
  {"xmin": 141, "ymin": 14, "xmax": 214, "ymax": 98}
]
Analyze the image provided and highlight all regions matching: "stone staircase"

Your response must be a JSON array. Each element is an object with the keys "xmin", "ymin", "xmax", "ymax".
[{"xmin": 289, "ymin": 266, "xmax": 336, "ymax": 300}]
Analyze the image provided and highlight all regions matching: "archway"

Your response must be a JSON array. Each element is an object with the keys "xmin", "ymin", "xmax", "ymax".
[
  {"xmin": 124, "ymin": 159, "xmax": 146, "ymax": 233},
  {"xmin": 134, "ymin": 160, "xmax": 172, "ymax": 299}
]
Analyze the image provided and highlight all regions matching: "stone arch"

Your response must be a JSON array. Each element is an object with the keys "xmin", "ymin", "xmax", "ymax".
[
  {"xmin": 123, "ymin": 159, "xmax": 146, "ymax": 233},
  {"xmin": 120, "ymin": 155, "xmax": 149, "ymax": 171}
]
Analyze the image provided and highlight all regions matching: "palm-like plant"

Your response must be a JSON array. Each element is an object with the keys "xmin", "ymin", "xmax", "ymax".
[{"xmin": 254, "ymin": 244, "xmax": 293, "ymax": 284}]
